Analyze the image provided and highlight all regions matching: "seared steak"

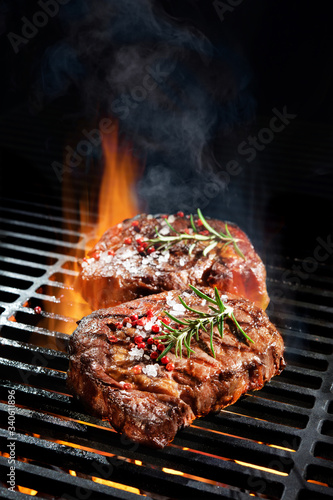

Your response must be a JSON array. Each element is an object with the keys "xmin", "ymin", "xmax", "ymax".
[
  {"xmin": 67, "ymin": 287, "xmax": 285, "ymax": 448},
  {"xmin": 78, "ymin": 213, "xmax": 269, "ymax": 310}
]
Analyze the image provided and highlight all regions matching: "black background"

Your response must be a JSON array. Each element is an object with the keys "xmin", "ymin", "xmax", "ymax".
[{"xmin": 1, "ymin": 0, "xmax": 333, "ymax": 260}]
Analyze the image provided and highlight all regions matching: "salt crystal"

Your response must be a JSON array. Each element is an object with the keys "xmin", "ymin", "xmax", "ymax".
[
  {"xmin": 100, "ymin": 253, "xmax": 112, "ymax": 264},
  {"xmin": 144, "ymin": 320, "xmax": 155, "ymax": 331},
  {"xmin": 166, "ymin": 293, "xmax": 186, "ymax": 316},
  {"xmin": 159, "ymin": 226, "xmax": 170, "ymax": 235},
  {"xmin": 142, "ymin": 364, "xmax": 159, "ymax": 377},
  {"xmin": 201, "ymin": 299, "xmax": 206, "ymax": 306},
  {"xmin": 121, "ymin": 248, "xmax": 135, "ymax": 259},
  {"xmin": 128, "ymin": 346, "xmax": 144, "ymax": 361},
  {"xmin": 172, "ymin": 303, "xmax": 186, "ymax": 314},
  {"xmin": 179, "ymin": 258, "xmax": 185, "ymax": 266},
  {"xmin": 168, "ymin": 215, "xmax": 175, "ymax": 223},
  {"xmin": 158, "ymin": 251, "xmax": 170, "ymax": 265},
  {"xmin": 141, "ymin": 257, "xmax": 151, "ymax": 266},
  {"xmin": 147, "ymin": 214, "xmax": 153, "ymax": 219}
]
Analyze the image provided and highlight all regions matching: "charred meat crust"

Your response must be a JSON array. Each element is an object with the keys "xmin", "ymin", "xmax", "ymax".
[
  {"xmin": 67, "ymin": 288, "xmax": 285, "ymax": 448},
  {"xmin": 78, "ymin": 214, "xmax": 270, "ymax": 310}
]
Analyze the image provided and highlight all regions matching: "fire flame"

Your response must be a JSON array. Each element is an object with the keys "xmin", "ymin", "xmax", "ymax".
[
  {"xmin": 36, "ymin": 120, "xmax": 143, "ymax": 335},
  {"xmin": 97, "ymin": 126, "xmax": 143, "ymax": 242}
]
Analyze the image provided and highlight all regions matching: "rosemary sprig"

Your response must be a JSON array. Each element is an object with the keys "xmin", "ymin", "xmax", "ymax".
[
  {"xmin": 157, "ymin": 285, "xmax": 253, "ymax": 361},
  {"xmin": 147, "ymin": 209, "xmax": 245, "ymax": 258}
]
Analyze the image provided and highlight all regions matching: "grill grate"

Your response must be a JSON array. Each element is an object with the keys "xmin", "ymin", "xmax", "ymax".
[{"xmin": 1, "ymin": 196, "xmax": 333, "ymax": 500}]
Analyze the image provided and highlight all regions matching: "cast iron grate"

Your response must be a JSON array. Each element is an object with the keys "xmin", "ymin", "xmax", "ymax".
[{"xmin": 0, "ymin": 196, "xmax": 332, "ymax": 500}]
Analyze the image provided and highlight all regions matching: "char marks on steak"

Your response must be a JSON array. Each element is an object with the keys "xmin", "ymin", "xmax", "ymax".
[
  {"xmin": 67, "ymin": 287, "xmax": 285, "ymax": 448},
  {"xmin": 79, "ymin": 213, "xmax": 270, "ymax": 311}
]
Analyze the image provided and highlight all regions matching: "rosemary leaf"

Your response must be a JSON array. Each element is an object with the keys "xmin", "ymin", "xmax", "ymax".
[
  {"xmin": 214, "ymin": 286, "xmax": 226, "ymax": 312},
  {"xmin": 164, "ymin": 311, "xmax": 189, "ymax": 326},
  {"xmin": 230, "ymin": 313, "xmax": 254, "ymax": 343},
  {"xmin": 178, "ymin": 295, "xmax": 207, "ymax": 316},
  {"xmin": 203, "ymin": 240, "xmax": 218, "ymax": 256},
  {"xmin": 190, "ymin": 214, "xmax": 198, "ymax": 233},
  {"xmin": 146, "ymin": 210, "xmax": 245, "ymax": 258},
  {"xmin": 158, "ymin": 286, "xmax": 254, "ymax": 360},
  {"xmin": 188, "ymin": 284, "xmax": 216, "ymax": 303},
  {"xmin": 157, "ymin": 342, "xmax": 174, "ymax": 361},
  {"xmin": 164, "ymin": 218, "xmax": 180, "ymax": 234},
  {"xmin": 197, "ymin": 208, "xmax": 223, "ymax": 240},
  {"xmin": 188, "ymin": 242, "xmax": 196, "ymax": 255}
]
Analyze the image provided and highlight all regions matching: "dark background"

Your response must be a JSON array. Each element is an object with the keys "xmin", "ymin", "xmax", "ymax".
[{"xmin": 1, "ymin": 0, "xmax": 333, "ymax": 261}]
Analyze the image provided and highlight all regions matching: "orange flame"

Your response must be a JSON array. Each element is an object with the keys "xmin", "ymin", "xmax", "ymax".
[
  {"xmin": 97, "ymin": 125, "xmax": 142, "ymax": 241},
  {"xmin": 33, "ymin": 120, "xmax": 143, "ymax": 336},
  {"xmin": 17, "ymin": 486, "xmax": 38, "ymax": 496}
]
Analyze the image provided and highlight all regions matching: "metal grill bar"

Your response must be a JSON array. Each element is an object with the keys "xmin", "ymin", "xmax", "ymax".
[{"xmin": 1, "ymin": 198, "xmax": 333, "ymax": 500}]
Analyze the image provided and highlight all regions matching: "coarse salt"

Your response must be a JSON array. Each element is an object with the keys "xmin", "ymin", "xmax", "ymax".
[
  {"xmin": 158, "ymin": 251, "xmax": 170, "ymax": 265},
  {"xmin": 159, "ymin": 226, "xmax": 170, "ymax": 235},
  {"xmin": 171, "ymin": 303, "xmax": 186, "ymax": 315},
  {"xmin": 166, "ymin": 294, "xmax": 186, "ymax": 315},
  {"xmin": 142, "ymin": 364, "xmax": 159, "ymax": 377},
  {"xmin": 128, "ymin": 346, "xmax": 144, "ymax": 361}
]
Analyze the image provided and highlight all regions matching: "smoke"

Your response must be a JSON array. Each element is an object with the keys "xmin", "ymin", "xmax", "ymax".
[{"xmin": 36, "ymin": 0, "xmax": 255, "ymax": 212}]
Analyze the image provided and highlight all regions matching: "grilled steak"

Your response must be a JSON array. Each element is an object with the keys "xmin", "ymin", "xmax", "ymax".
[
  {"xmin": 78, "ymin": 213, "xmax": 270, "ymax": 310},
  {"xmin": 67, "ymin": 287, "xmax": 285, "ymax": 448}
]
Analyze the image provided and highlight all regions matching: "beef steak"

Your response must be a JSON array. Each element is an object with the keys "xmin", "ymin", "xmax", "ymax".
[
  {"xmin": 78, "ymin": 213, "xmax": 269, "ymax": 310},
  {"xmin": 67, "ymin": 287, "xmax": 285, "ymax": 448}
]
